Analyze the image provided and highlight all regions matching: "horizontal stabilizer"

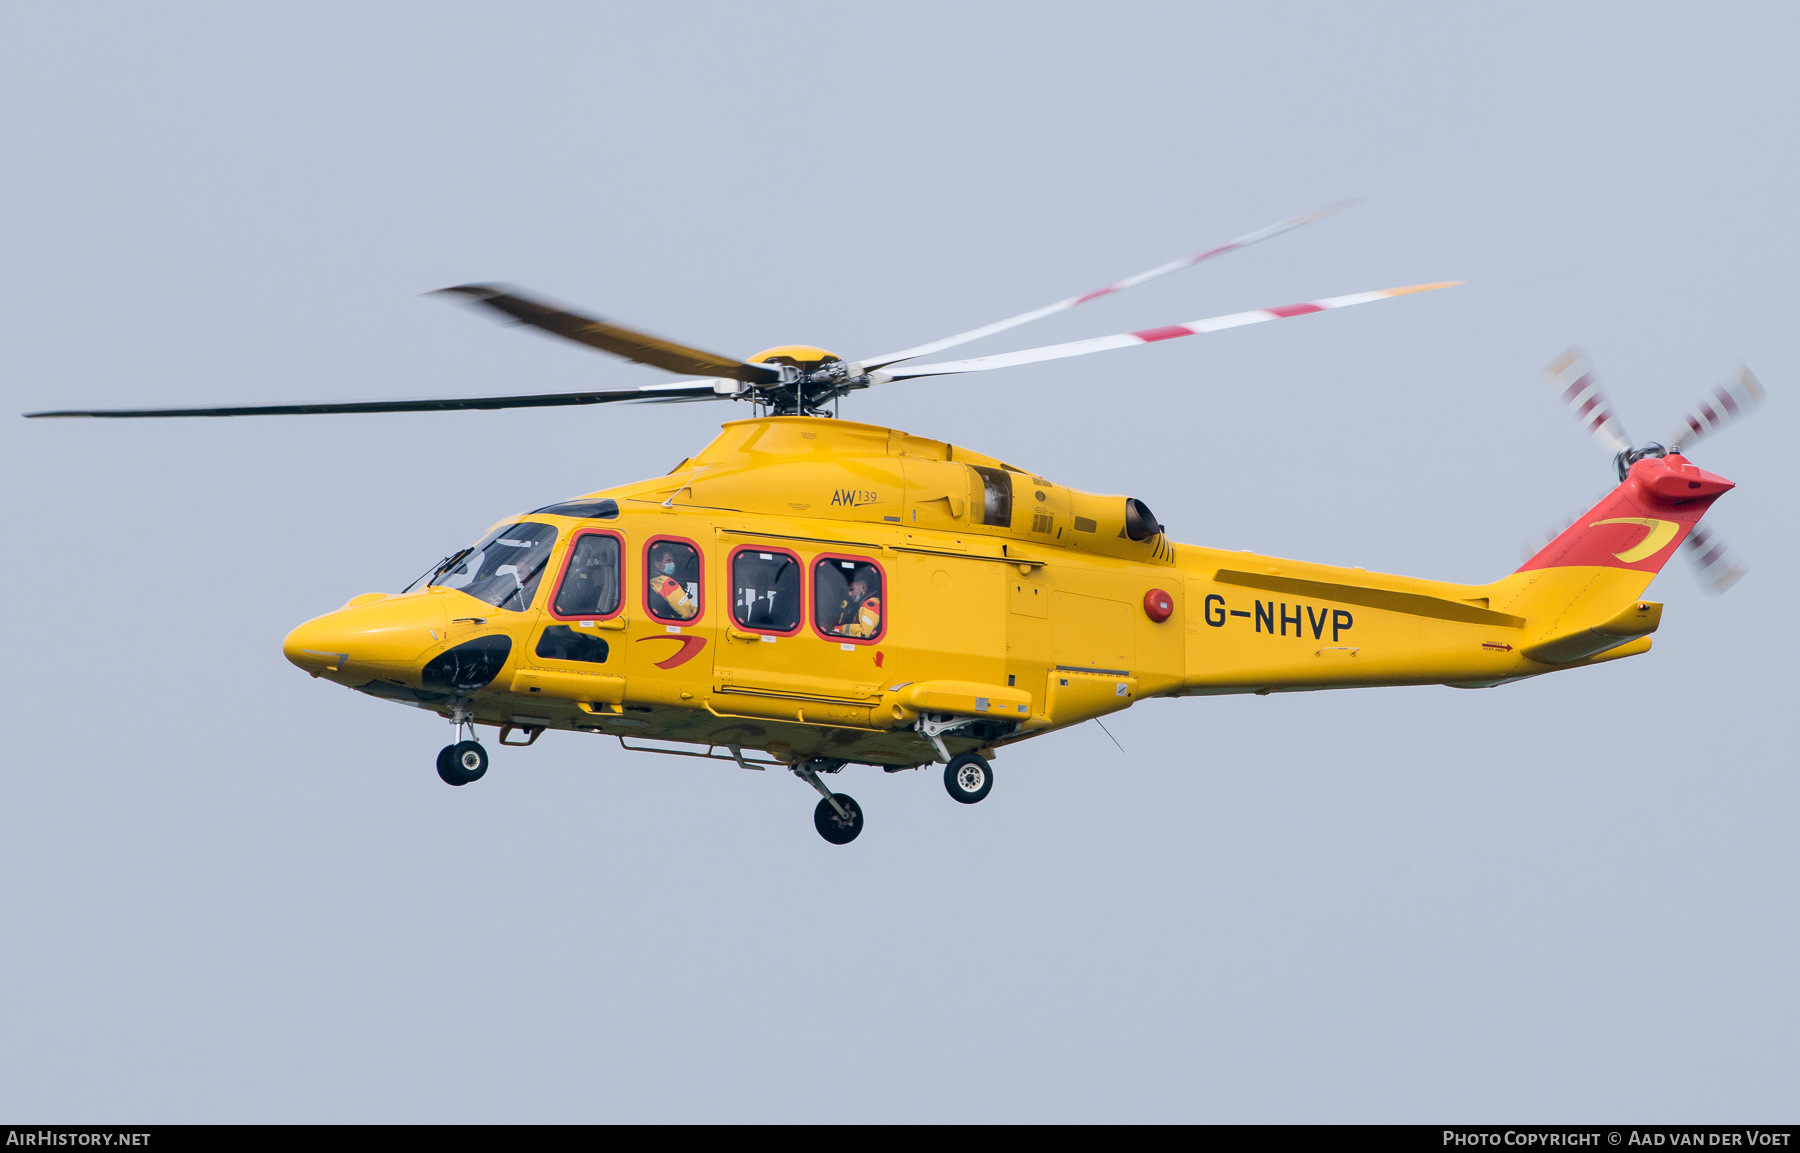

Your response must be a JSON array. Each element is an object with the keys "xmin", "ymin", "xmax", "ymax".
[{"xmin": 1523, "ymin": 601, "xmax": 1661, "ymax": 665}]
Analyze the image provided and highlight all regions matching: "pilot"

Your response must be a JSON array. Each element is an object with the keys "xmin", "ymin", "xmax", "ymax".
[
  {"xmin": 558, "ymin": 537, "xmax": 619, "ymax": 616},
  {"xmin": 648, "ymin": 544, "xmax": 699, "ymax": 620},
  {"xmin": 833, "ymin": 566, "xmax": 882, "ymax": 638}
]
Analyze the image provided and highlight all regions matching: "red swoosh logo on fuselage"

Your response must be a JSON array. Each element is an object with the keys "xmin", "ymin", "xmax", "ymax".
[{"xmin": 635, "ymin": 634, "xmax": 707, "ymax": 669}]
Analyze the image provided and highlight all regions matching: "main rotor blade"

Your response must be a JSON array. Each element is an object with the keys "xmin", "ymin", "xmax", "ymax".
[
  {"xmin": 437, "ymin": 284, "xmax": 781, "ymax": 385},
  {"xmin": 1542, "ymin": 348, "xmax": 1632, "ymax": 457},
  {"xmin": 858, "ymin": 200, "xmax": 1360, "ymax": 371},
  {"xmin": 23, "ymin": 379, "xmax": 735, "ymax": 418},
  {"xmin": 1684, "ymin": 522, "xmax": 1748, "ymax": 594},
  {"xmin": 1667, "ymin": 365, "xmax": 1765, "ymax": 451},
  {"xmin": 871, "ymin": 281, "xmax": 1459, "ymax": 382}
]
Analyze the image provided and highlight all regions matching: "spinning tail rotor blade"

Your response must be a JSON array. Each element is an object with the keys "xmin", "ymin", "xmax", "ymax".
[
  {"xmin": 436, "ymin": 284, "xmax": 781, "ymax": 385},
  {"xmin": 872, "ymin": 281, "xmax": 1459, "ymax": 383},
  {"xmin": 23, "ymin": 379, "xmax": 737, "ymax": 418},
  {"xmin": 858, "ymin": 200, "xmax": 1360, "ymax": 371},
  {"xmin": 1683, "ymin": 522, "xmax": 1748, "ymax": 594},
  {"xmin": 1543, "ymin": 348, "xmax": 1632, "ymax": 456},
  {"xmin": 1668, "ymin": 365, "xmax": 1765, "ymax": 451}
]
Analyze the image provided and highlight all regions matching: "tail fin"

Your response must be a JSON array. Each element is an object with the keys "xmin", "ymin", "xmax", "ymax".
[
  {"xmin": 1517, "ymin": 453, "xmax": 1733, "ymax": 577},
  {"xmin": 1505, "ymin": 453, "xmax": 1733, "ymax": 664}
]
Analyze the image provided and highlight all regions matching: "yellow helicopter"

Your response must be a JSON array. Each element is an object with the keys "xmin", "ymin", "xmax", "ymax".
[{"xmin": 25, "ymin": 205, "xmax": 1761, "ymax": 844}]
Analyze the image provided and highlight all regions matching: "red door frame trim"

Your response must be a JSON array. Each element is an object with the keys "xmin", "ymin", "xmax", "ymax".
[
  {"xmin": 808, "ymin": 552, "xmax": 888, "ymax": 645},
  {"xmin": 546, "ymin": 528, "xmax": 627, "ymax": 622},
  {"xmin": 641, "ymin": 534, "xmax": 706, "ymax": 623}
]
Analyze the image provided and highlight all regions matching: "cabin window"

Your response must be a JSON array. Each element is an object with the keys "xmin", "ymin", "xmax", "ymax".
[
  {"xmin": 552, "ymin": 532, "xmax": 622, "ymax": 618},
  {"xmin": 645, "ymin": 539, "xmax": 702, "ymax": 621},
  {"xmin": 535, "ymin": 625, "xmax": 610, "ymax": 664},
  {"xmin": 731, "ymin": 548, "xmax": 801, "ymax": 634},
  {"xmin": 429, "ymin": 521, "xmax": 558, "ymax": 612},
  {"xmin": 971, "ymin": 466, "xmax": 1013, "ymax": 527},
  {"xmin": 814, "ymin": 557, "xmax": 885, "ymax": 642}
]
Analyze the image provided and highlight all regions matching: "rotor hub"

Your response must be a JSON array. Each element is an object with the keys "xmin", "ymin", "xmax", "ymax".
[
  {"xmin": 745, "ymin": 345, "xmax": 866, "ymax": 417},
  {"xmin": 748, "ymin": 345, "xmax": 843, "ymax": 372},
  {"xmin": 1614, "ymin": 441, "xmax": 1668, "ymax": 481}
]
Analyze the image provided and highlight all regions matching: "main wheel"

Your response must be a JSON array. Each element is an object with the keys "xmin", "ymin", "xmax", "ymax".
[
  {"xmin": 813, "ymin": 793, "xmax": 863, "ymax": 844},
  {"xmin": 944, "ymin": 754, "xmax": 993, "ymax": 804},
  {"xmin": 440, "ymin": 739, "xmax": 489, "ymax": 785},
  {"xmin": 436, "ymin": 744, "xmax": 464, "ymax": 786}
]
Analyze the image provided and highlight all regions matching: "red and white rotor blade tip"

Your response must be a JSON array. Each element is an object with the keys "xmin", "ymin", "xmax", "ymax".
[
  {"xmin": 858, "ymin": 200, "xmax": 1360, "ymax": 371},
  {"xmin": 1543, "ymin": 348, "xmax": 1632, "ymax": 457},
  {"xmin": 1683, "ymin": 522, "xmax": 1748, "ymax": 594},
  {"xmin": 1667, "ymin": 365, "xmax": 1766, "ymax": 452},
  {"xmin": 872, "ymin": 281, "xmax": 1459, "ymax": 383}
]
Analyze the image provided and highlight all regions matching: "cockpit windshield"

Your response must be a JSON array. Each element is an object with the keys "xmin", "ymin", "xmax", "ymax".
[{"xmin": 427, "ymin": 521, "xmax": 559, "ymax": 611}]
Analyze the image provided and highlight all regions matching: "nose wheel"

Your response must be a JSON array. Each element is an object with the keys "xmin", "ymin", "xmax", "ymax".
[{"xmin": 436, "ymin": 739, "xmax": 489, "ymax": 786}]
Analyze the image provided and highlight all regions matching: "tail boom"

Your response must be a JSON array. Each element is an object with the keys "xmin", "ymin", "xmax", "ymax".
[{"xmin": 1170, "ymin": 454, "xmax": 1733, "ymax": 696}]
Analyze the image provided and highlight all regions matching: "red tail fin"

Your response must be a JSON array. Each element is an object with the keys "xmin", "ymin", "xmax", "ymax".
[{"xmin": 1518, "ymin": 454, "xmax": 1733, "ymax": 575}]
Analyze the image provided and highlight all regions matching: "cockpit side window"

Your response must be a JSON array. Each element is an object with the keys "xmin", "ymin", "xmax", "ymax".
[
  {"xmin": 731, "ymin": 547, "xmax": 801, "ymax": 634},
  {"xmin": 535, "ymin": 625, "xmax": 610, "ymax": 664},
  {"xmin": 428, "ymin": 521, "xmax": 559, "ymax": 612},
  {"xmin": 552, "ymin": 531, "xmax": 623, "ymax": 618}
]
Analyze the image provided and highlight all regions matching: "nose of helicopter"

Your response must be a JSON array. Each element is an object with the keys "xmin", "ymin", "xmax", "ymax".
[{"xmin": 283, "ymin": 593, "xmax": 449, "ymax": 677}]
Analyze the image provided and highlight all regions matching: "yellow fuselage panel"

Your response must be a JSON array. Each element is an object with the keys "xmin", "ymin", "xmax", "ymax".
[{"xmin": 661, "ymin": 417, "xmax": 1170, "ymax": 563}]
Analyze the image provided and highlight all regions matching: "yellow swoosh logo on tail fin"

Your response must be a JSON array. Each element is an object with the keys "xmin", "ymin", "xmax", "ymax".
[{"xmin": 1589, "ymin": 518, "xmax": 1681, "ymax": 563}]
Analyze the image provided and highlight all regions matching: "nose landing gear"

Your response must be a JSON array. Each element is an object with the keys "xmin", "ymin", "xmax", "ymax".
[
  {"xmin": 436, "ymin": 739, "xmax": 489, "ymax": 786},
  {"xmin": 436, "ymin": 707, "xmax": 489, "ymax": 786}
]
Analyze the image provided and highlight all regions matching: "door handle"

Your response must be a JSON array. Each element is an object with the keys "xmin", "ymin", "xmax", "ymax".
[{"xmin": 727, "ymin": 628, "xmax": 761, "ymax": 642}]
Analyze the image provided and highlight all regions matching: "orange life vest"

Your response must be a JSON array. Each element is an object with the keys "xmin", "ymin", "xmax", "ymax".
[
  {"xmin": 839, "ymin": 595, "xmax": 881, "ymax": 638},
  {"xmin": 650, "ymin": 573, "xmax": 698, "ymax": 619}
]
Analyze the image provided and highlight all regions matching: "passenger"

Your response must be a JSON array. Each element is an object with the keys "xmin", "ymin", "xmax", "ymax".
[
  {"xmin": 834, "ymin": 567, "xmax": 882, "ymax": 638},
  {"xmin": 648, "ymin": 544, "xmax": 699, "ymax": 620}
]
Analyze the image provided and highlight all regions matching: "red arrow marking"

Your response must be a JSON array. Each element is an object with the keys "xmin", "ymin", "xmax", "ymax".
[{"xmin": 636, "ymin": 634, "xmax": 708, "ymax": 669}]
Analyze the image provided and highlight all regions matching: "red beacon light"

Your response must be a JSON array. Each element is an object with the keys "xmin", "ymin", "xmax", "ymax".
[{"xmin": 1143, "ymin": 588, "xmax": 1174, "ymax": 623}]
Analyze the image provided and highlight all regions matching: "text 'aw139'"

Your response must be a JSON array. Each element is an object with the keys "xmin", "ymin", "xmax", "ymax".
[{"xmin": 26, "ymin": 202, "xmax": 1763, "ymax": 844}]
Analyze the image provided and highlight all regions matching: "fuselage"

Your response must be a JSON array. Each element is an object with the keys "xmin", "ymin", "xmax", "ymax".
[{"xmin": 283, "ymin": 416, "xmax": 1720, "ymax": 767}]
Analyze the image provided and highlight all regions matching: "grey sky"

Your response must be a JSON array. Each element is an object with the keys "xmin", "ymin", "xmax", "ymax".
[{"xmin": 2, "ymin": 2, "xmax": 1794, "ymax": 1122}]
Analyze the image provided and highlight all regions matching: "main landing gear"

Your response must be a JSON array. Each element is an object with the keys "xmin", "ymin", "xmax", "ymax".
[
  {"xmin": 943, "ymin": 753, "xmax": 993, "ymax": 804},
  {"xmin": 795, "ymin": 758, "xmax": 862, "ymax": 845},
  {"xmin": 793, "ymin": 752, "xmax": 995, "ymax": 842}
]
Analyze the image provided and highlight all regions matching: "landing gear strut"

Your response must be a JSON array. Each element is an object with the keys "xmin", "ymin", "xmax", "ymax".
[{"xmin": 795, "ymin": 758, "xmax": 862, "ymax": 844}]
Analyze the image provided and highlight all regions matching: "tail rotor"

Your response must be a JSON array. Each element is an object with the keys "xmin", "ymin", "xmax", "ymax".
[
  {"xmin": 1539, "ymin": 348, "xmax": 1766, "ymax": 595},
  {"xmin": 1667, "ymin": 365, "xmax": 1766, "ymax": 453},
  {"xmin": 1682, "ymin": 523, "xmax": 1749, "ymax": 595},
  {"xmin": 1543, "ymin": 347, "xmax": 1634, "ymax": 460}
]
